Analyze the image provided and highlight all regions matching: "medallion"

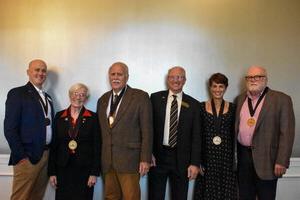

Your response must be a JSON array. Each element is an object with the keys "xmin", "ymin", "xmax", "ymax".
[
  {"xmin": 247, "ymin": 117, "xmax": 256, "ymax": 127},
  {"xmin": 213, "ymin": 136, "xmax": 222, "ymax": 145},
  {"xmin": 68, "ymin": 140, "xmax": 78, "ymax": 151},
  {"xmin": 109, "ymin": 116, "xmax": 114, "ymax": 125}
]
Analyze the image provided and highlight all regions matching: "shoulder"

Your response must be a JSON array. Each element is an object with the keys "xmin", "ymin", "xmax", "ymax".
[
  {"xmin": 7, "ymin": 84, "xmax": 27, "ymax": 95},
  {"xmin": 150, "ymin": 90, "xmax": 166, "ymax": 98},
  {"xmin": 268, "ymin": 89, "xmax": 291, "ymax": 99},
  {"xmin": 98, "ymin": 91, "xmax": 111, "ymax": 103},
  {"xmin": 128, "ymin": 87, "xmax": 149, "ymax": 98},
  {"xmin": 83, "ymin": 108, "xmax": 97, "ymax": 118},
  {"xmin": 182, "ymin": 93, "xmax": 200, "ymax": 105}
]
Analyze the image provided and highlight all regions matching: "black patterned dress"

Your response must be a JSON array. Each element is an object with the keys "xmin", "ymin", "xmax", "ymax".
[{"xmin": 193, "ymin": 102, "xmax": 237, "ymax": 200}]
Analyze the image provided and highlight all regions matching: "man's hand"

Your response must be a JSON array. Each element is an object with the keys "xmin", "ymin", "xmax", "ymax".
[
  {"xmin": 187, "ymin": 165, "xmax": 200, "ymax": 180},
  {"xmin": 150, "ymin": 154, "xmax": 156, "ymax": 167},
  {"xmin": 139, "ymin": 162, "xmax": 150, "ymax": 176},
  {"xmin": 274, "ymin": 163, "xmax": 287, "ymax": 177},
  {"xmin": 49, "ymin": 176, "xmax": 57, "ymax": 189}
]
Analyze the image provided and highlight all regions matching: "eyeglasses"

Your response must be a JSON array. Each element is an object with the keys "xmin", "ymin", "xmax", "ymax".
[
  {"xmin": 168, "ymin": 76, "xmax": 185, "ymax": 81},
  {"xmin": 245, "ymin": 75, "xmax": 266, "ymax": 81},
  {"xmin": 72, "ymin": 92, "xmax": 86, "ymax": 98}
]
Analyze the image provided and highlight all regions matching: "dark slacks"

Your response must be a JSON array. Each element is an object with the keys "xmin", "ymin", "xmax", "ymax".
[
  {"xmin": 148, "ymin": 146, "xmax": 189, "ymax": 200},
  {"xmin": 237, "ymin": 143, "xmax": 278, "ymax": 200}
]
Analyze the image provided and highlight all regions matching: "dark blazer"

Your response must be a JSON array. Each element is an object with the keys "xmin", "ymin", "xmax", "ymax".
[
  {"xmin": 97, "ymin": 86, "xmax": 153, "ymax": 174},
  {"xmin": 48, "ymin": 107, "xmax": 101, "ymax": 176},
  {"xmin": 235, "ymin": 88, "xmax": 295, "ymax": 179},
  {"xmin": 4, "ymin": 82, "xmax": 54, "ymax": 165},
  {"xmin": 151, "ymin": 90, "xmax": 201, "ymax": 175}
]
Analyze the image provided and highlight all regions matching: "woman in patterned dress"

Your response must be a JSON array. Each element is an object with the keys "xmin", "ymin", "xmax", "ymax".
[{"xmin": 194, "ymin": 73, "xmax": 237, "ymax": 200}]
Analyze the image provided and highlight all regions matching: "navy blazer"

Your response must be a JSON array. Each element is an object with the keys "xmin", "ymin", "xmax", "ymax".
[
  {"xmin": 4, "ymin": 82, "xmax": 54, "ymax": 165},
  {"xmin": 151, "ymin": 90, "xmax": 201, "ymax": 176}
]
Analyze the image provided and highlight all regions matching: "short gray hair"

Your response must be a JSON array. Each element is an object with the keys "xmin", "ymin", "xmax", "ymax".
[{"xmin": 68, "ymin": 83, "xmax": 90, "ymax": 98}]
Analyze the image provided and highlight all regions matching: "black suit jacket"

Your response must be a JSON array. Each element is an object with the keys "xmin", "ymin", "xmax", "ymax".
[
  {"xmin": 4, "ymin": 82, "xmax": 54, "ymax": 165},
  {"xmin": 48, "ymin": 107, "xmax": 101, "ymax": 176},
  {"xmin": 151, "ymin": 90, "xmax": 201, "ymax": 175}
]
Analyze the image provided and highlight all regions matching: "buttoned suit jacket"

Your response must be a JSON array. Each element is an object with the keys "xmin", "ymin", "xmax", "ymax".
[
  {"xmin": 151, "ymin": 90, "xmax": 201, "ymax": 176},
  {"xmin": 235, "ymin": 88, "xmax": 295, "ymax": 179},
  {"xmin": 4, "ymin": 82, "xmax": 54, "ymax": 165},
  {"xmin": 48, "ymin": 107, "xmax": 101, "ymax": 176},
  {"xmin": 97, "ymin": 86, "xmax": 153, "ymax": 174}
]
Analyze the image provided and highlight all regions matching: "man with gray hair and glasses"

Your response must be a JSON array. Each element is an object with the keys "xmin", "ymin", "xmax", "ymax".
[{"xmin": 235, "ymin": 65, "xmax": 295, "ymax": 200}]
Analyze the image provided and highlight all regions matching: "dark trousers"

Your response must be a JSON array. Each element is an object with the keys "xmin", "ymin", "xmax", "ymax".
[
  {"xmin": 237, "ymin": 143, "xmax": 278, "ymax": 200},
  {"xmin": 148, "ymin": 147, "xmax": 189, "ymax": 200}
]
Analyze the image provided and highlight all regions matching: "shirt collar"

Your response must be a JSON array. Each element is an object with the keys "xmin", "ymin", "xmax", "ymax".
[
  {"xmin": 168, "ymin": 90, "xmax": 183, "ymax": 100},
  {"xmin": 31, "ymin": 83, "xmax": 44, "ymax": 94},
  {"xmin": 247, "ymin": 86, "xmax": 267, "ymax": 100}
]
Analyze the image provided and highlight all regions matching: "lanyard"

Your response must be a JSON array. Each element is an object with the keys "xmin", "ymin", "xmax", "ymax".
[
  {"xmin": 211, "ymin": 99, "xmax": 225, "ymax": 135},
  {"xmin": 68, "ymin": 107, "xmax": 85, "ymax": 139},
  {"xmin": 38, "ymin": 93, "xmax": 48, "ymax": 116},
  {"xmin": 247, "ymin": 87, "xmax": 268, "ymax": 117},
  {"xmin": 109, "ymin": 87, "xmax": 125, "ymax": 117}
]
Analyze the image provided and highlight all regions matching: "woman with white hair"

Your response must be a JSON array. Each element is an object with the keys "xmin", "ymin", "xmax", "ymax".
[{"xmin": 48, "ymin": 83, "xmax": 101, "ymax": 200}]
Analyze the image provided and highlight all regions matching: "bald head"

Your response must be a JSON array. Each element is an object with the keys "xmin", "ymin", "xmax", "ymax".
[
  {"xmin": 167, "ymin": 66, "xmax": 186, "ymax": 94},
  {"xmin": 27, "ymin": 59, "xmax": 47, "ymax": 89}
]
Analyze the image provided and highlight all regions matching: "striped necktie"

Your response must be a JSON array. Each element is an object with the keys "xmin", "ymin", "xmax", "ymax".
[{"xmin": 169, "ymin": 95, "xmax": 178, "ymax": 147}]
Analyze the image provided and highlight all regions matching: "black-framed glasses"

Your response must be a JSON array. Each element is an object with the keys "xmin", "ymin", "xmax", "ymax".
[{"xmin": 245, "ymin": 75, "xmax": 266, "ymax": 81}]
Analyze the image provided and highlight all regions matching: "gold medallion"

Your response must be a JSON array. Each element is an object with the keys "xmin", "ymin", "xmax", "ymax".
[
  {"xmin": 68, "ymin": 140, "xmax": 77, "ymax": 150},
  {"xmin": 213, "ymin": 136, "xmax": 222, "ymax": 145},
  {"xmin": 108, "ymin": 116, "xmax": 114, "ymax": 125},
  {"xmin": 247, "ymin": 117, "xmax": 256, "ymax": 127}
]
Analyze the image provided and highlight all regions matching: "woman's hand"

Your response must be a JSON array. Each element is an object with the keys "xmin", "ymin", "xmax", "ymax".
[
  {"xmin": 50, "ymin": 176, "xmax": 57, "ymax": 189},
  {"xmin": 87, "ymin": 175, "xmax": 97, "ymax": 187}
]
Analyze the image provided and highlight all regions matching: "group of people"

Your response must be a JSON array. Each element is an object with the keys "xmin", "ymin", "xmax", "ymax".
[{"xmin": 4, "ymin": 59, "xmax": 295, "ymax": 200}]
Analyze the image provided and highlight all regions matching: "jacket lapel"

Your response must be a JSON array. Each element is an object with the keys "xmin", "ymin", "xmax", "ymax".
[
  {"xmin": 160, "ymin": 91, "xmax": 168, "ymax": 122},
  {"xmin": 25, "ymin": 82, "xmax": 45, "ymax": 115},
  {"xmin": 100, "ymin": 92, "xmax": 111, "ymax": 131},
  {"xmin": 254, "ymin": 89, "xmax": 272, "ymax": 130},
  {"xmin": 178, "ymin": 93, "xmax": 189, "ymax": 128},
  {"xmin": 111, "ymin": 86, "xmax": 133, "ymax": 128}
]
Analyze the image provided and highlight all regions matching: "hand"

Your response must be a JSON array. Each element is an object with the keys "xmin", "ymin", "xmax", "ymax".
[
  {"xmin": 199, "ymin": 166, "xmax": 205, "ymax": 176},
  {"xmin": 17, "ymin": 158, "xmax": 29, "ymax": 165},
  {"xmin": 150, "ymin": 154, "xmax": 156, "ymax": 167},
  {"xmin": 50, "ymin": 176, "xmax": 57, "ymax": 189},
  {"xmin": 274, "ymin": 163, "xmax": 287, "ymax": 177},
  {"xmin": 139, "ymin": 162, "xmax": 150, "ymax": 176},
  {"xmin": 87, "ymin": 175, "xmax": 97, "ymax": 187},
  {"xmin": 187, "ymin": 165, "xmax": 200, "ymax": 180}
]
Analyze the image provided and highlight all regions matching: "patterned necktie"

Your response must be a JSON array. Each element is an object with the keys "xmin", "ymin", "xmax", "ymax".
[
  {"xmin": 169, "ymin": 95, "xmax": 178, "ymax": 147},
  {"xmin": 113, "ymin": 94, "xmax": 118, "ymax": 105}
]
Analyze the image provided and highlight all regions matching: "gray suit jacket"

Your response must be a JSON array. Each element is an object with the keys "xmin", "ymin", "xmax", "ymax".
[
  {"xmin": 97, "ymin": 86, "xmax": 153, "ymax": 173},
  {"xmin": 235, "ymin": 88, "xmax": 295, "ymax": 179}
]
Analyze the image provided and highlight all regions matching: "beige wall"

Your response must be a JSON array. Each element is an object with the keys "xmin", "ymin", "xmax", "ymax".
[{"xmin": 0, "ymin": 0, "xmax": 299, "ymax": 156}]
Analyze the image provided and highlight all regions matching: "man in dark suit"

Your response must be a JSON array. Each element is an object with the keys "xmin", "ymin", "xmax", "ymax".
[
  {"xmin": 4, "ymin": 59, "xmax": 54, "ymax": 200},
  {"xmin": 235, "ymin": 65, "xmax": 295, "ymax": 200},
  {"xmin": 97, "ymin": 62, "xmax": 153, "ymax": 200},
  {"xmin": 148, "ymin": 66, "xmax": 201, "ymax": 200}
]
